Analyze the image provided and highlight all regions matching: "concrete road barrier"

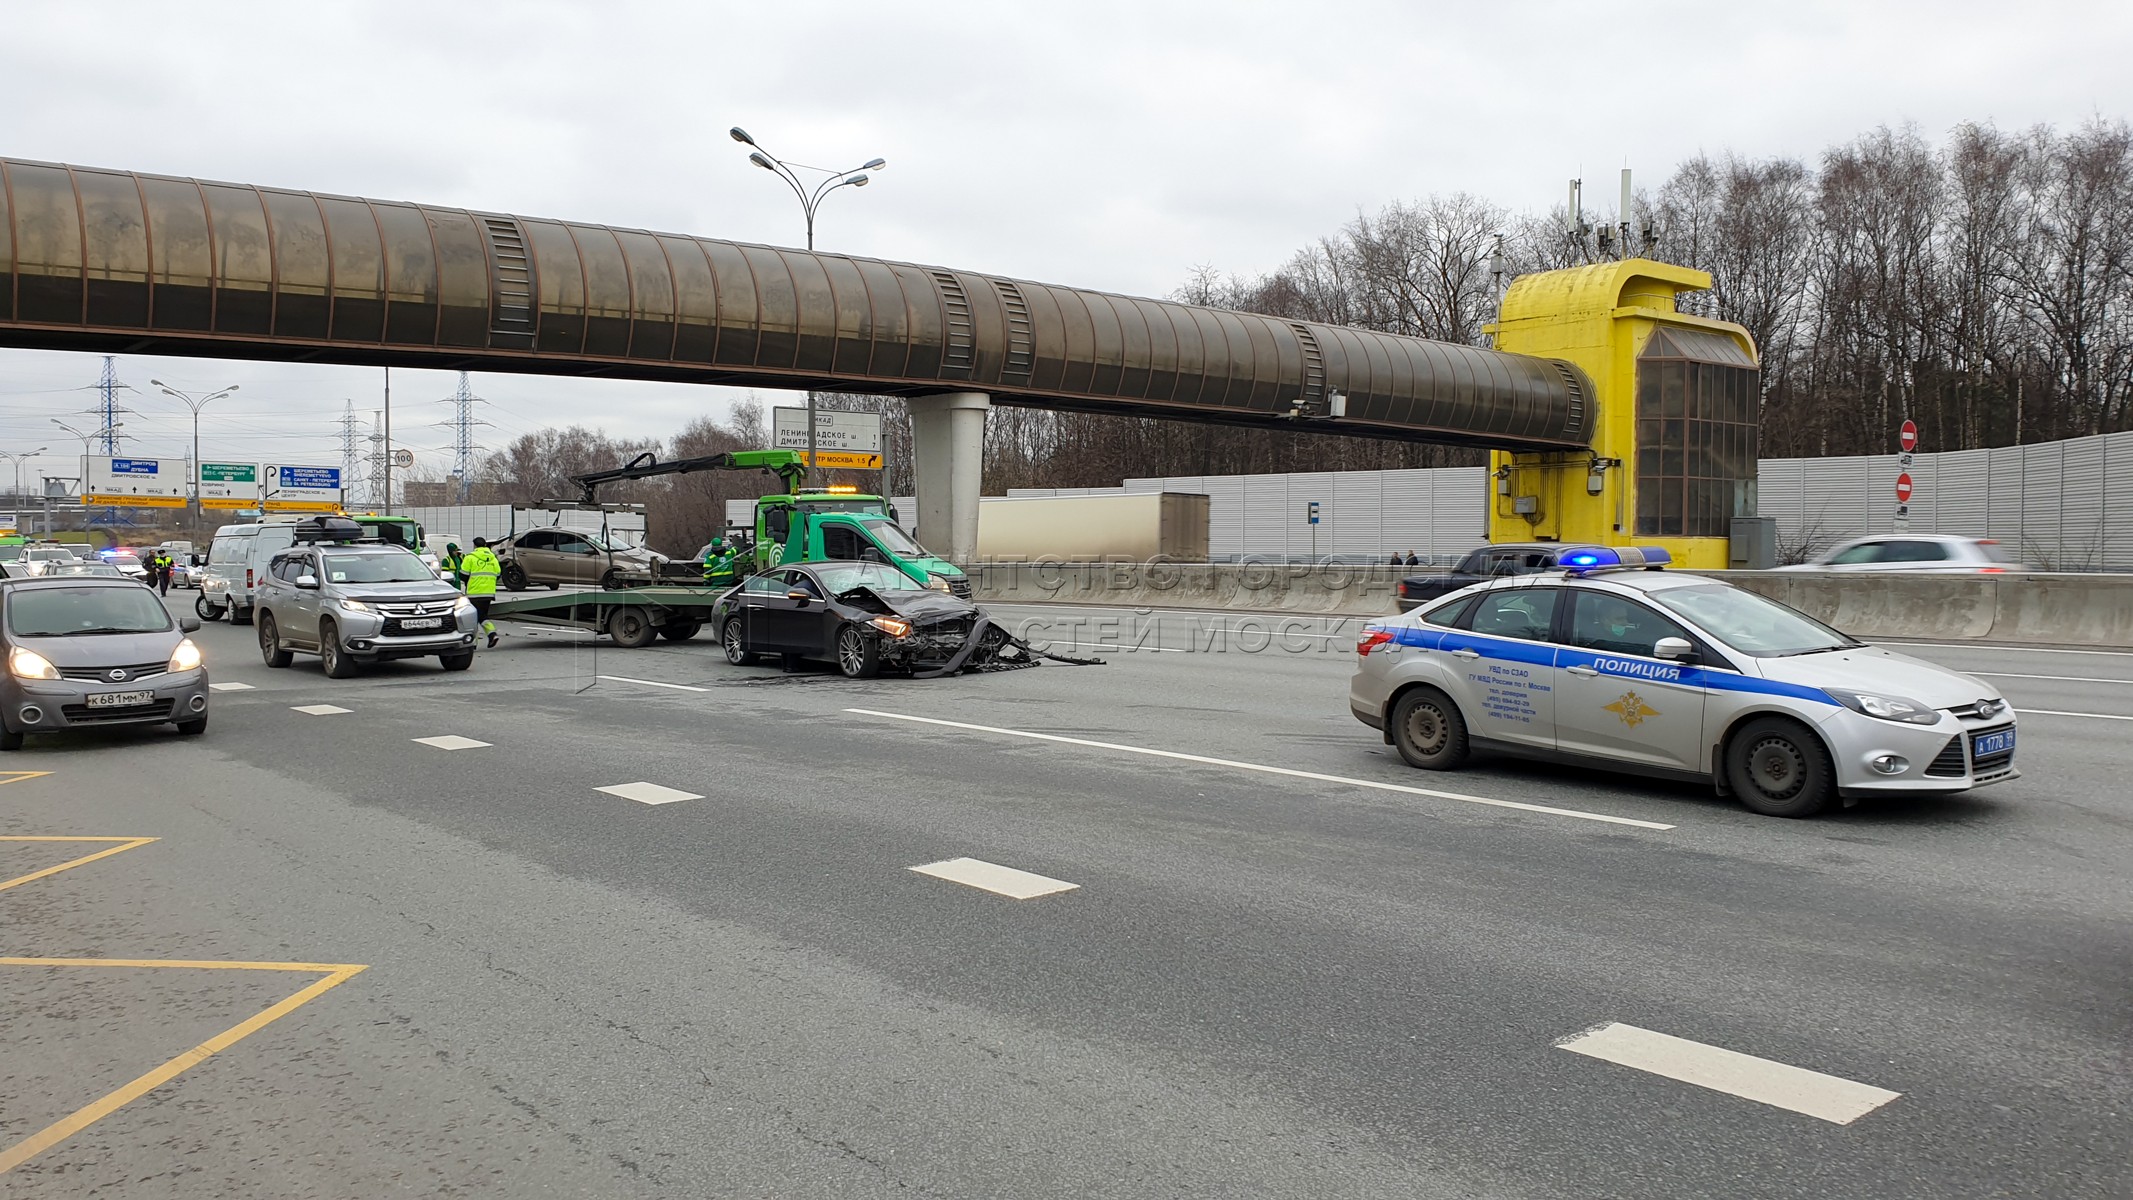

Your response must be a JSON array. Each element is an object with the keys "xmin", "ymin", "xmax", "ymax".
[{"xmin": 968, "ymin": 559, "xmax": 2133, "ymax": 648}]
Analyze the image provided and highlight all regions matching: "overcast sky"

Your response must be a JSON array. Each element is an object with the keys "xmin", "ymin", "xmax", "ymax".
[{"xmin": 2, "ymin": 0, "xmax": 2126, "ymax": 488}]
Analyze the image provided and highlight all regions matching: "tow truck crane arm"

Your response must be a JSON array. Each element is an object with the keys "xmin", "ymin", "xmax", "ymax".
[{"xmin": 568, "ymin": 449, "xmax": 808, "ymax": 504}]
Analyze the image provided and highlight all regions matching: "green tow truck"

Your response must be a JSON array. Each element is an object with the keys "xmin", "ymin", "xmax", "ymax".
[{"xmin": 481, "ymin": 449, "xmax": 970, "ymax": 645}]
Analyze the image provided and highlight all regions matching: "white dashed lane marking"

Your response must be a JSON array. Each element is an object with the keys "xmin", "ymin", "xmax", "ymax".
[
  {"xmin": 1557, "ymin": 1022, "xmax": 1901, "ymax": 1125},
  {"xmin": 597, "ymin": 675, "xmax": 710, "ymax": 693},
  {"xmin": 910, "ymin": 857, "xmax": 1080, "ymax": 899},
  {"xmin": 595, "ymin": 781, "xmax": 703, "ymax": 806},
  {"xmin": 290, "ymin": 704, "xmax": 351, "ymax": 716},
  {"xmin": 208, "ymin": 682, "xmax": 255, "ymax": 692},
  {"xmin": 413, "ymin": 735, "xmax": 491, "ymax": 750},
  {"xmin": 2014, "ymin": 708, "xmax": 2133, "ymax": 721},
  {"xmin": 845, "ymin": 709, "xmax": 1674, "ymax": 831}
]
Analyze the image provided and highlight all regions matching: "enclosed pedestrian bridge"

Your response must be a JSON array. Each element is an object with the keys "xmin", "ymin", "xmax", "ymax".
[
  {"xmin": 0, "ymin": 158, "xmax": 1759, "ymax": 568},
  {"xmin": 0, "ymin": 157, "xmax": 1589, "ymax": 450}
]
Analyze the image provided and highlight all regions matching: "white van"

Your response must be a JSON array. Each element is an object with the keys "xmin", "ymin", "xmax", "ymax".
[{"xmin": 197, "ymin": 520, "xmax": 303, "ymax": 625}]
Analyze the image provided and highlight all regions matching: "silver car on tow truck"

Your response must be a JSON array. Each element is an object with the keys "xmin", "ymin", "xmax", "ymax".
[{"xmin": 1350, "ymin": 546, "xmax": 2017, "ymax": 817}]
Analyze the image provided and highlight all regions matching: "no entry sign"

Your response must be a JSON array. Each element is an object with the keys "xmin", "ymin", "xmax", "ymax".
[
  {"xmin": 1896, "ymin": 473, "xmax": 1914, "ymax": 503},
  {"xmin": 1900, "ymin": 419, "xmax": 1918, "ymax": 453}
]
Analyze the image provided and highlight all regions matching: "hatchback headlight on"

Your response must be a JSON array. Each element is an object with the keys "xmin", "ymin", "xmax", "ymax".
[
  {"xmin": 338, "ymin": 598, "xmax": 375, "ymax": 613},
  {"xmin": 8, "ymin": 646, "xmax": 58, "ymax": 681},
  {"xmin": 1825, "ymin": 688, "xmax": 1941, "ymax": 725},
  {"xmin": 168, "ymin": 638, "xmax": 204, "ymax": 672},
  {"xmin": 869, "ymin": 616, "xmax": 913, "ymax": 638}
]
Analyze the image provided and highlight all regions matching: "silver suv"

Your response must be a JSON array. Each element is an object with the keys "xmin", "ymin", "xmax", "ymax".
[{"xmin": 254, "ymin": 522, "xmax": 478, "ymax": 677}]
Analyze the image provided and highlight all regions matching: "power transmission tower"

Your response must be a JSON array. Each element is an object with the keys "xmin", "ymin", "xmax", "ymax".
[
  {"xmin": 337, "ymin": 401, "xmax": 363, "ymax": 502},
  {"xmin": 95, "ymin": 357, "xmax": 131, "ymax": 453},
  {"xmin": 435, "ymin": 371, "xmax": 490, "ymax": 503},
  {"xmin": 364, "ymin": 412, "xmax": 387, "ymax": 507}
]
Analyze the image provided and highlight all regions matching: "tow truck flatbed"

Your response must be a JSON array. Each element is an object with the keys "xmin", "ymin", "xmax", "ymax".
[{"xmin": 485, "ymin": 584, "xmax": 730, "ymax": 648}]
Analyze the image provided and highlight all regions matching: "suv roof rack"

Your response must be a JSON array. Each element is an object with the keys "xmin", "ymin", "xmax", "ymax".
[{"xmin": 290, "ymin": 515, "xmax": 369, "ymax": 545}]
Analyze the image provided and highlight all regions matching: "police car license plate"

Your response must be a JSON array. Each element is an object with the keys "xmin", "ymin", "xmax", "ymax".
[
  {"xmin": 1972, "ymin": 728, "xmax": 2017, "ymax": 758},
  {"xmin": 398, "ymin": 617, "xmax": 443, "ymax": 630},
  {"xmin": 86, "ymin": 690, "xmax": 153, "ymax": 708}
]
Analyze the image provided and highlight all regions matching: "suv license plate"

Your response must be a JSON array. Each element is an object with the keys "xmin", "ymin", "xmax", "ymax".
[
  {"xmin": 399, "ymin": 617, "xmax": 443, "ymax": 630},
  {"xmin": 86, "ymin": 690, "xmax": 154, "ymax": 709},
  {"xmin": 1972, "ymin": 728, "xmax": 2016, "ymax": 758}
]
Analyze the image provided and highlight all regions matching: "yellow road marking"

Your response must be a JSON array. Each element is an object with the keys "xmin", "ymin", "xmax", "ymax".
[
  {"xmin": 0, "ymin": 836, "xmax": 158, "ymax": 893},
  {"xmin": 0, "ymin": 958, "xmax": 369, "ymax": 1174},
  {"xmin": 0, "ymin": 771, "xmax": 51, "ymax": 786}
]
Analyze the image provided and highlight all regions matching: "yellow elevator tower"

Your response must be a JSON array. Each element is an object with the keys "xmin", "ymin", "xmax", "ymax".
[{"xmin": 1486, "ymin": 259, "xmax": 1759, "ymax": 570}]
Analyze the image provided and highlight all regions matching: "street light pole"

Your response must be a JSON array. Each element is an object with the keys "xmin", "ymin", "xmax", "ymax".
[
  {"xmin": 730, "ymin": 127, "xmax": 886, "ymax": 487},
  {"xmin": 150, "ymin": 379, "xmax": 239, "ymax": 528},
  {"xmin": 0, "ymin": 447, "xmax": 46, "ymax": 533},
  {"xmin": 51, "ymin": 419, "xmax": 125, "ymax": 463}
]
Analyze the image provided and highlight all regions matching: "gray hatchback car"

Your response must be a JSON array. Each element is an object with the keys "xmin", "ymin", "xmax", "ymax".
[{"xmin": 0, "ymin": 576, "xmax": 209, "ymax": 750}]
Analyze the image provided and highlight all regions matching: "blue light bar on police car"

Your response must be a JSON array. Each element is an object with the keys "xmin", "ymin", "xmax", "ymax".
[{"xmin": 1558, "ymin": 546, "xmax": 1673, "ymax": 574}]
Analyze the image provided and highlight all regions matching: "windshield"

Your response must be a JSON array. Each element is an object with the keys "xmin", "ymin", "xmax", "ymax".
[
  {"xmin": 8, "ymin": 585, "xmax": 174, "ymax": 636},
  {"xmin": 0, "ymin": 545, "xmax": 22, "ymax": 562},
  {"xmin": 322, "ymin": 552, "xmax": 437, "ymax": 584},
  {"xmin": 49, "ymin": 563, "xmax": 121, "ymax": 576},
  {"xmin": 817, "ymin": 562, "xmax": 925, "ymax": 594},
  {"xmin": 107, "ymin": 554, "xmax": 141, "ymax": 567},
  {"xmin": 857, "ymin": 518, "xmax": 926, "ymax": 558},
  {"xmin": 28, "ymin": 548, "xmax": 73, "ymax": 561},
  {"xmin": 359, "ymin": 519, "xmax": 421, "ymax": 548},
  {"xmin": 1648, "ymin": 583, "xmax": 1861, "ymax": 657}
]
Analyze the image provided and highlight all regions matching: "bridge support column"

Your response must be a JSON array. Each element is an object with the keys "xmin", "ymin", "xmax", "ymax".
[{"xmin": 906, "ymin": 391, "xmax": 990, "ymax": 564}]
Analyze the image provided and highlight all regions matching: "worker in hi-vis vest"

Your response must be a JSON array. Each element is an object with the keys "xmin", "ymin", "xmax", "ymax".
[{"xmin": 461, "ymin": 538, "xmax": 503, "ymax": 648}]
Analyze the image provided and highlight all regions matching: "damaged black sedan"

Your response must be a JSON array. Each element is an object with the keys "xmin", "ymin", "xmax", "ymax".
[{"xmin": 715, "ymin": 561, "xmax": 1063, "ymax": 678}]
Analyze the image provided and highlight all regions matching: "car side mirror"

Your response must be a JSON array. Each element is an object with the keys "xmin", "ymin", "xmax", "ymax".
[
  {"xmin": 1653, "ymin": 636, "xmax": 1696, "ymax": 662},
  {"xmin": 786, "ymin": 589, "xmax": 813, "ymax": 605},
  {"xmin": 179, "ymin": 617, "xmax": 201, "ymax": 633},
  {"xmin": 296, "ymin": 575, "xmax": 320, "ymax": 590}
]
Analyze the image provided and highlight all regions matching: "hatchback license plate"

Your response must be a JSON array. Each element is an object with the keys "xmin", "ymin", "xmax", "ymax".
[
  {"xmin": 398, "ymin": 617, "xmax": 443, "ymax": 630},
  {"xmin": 86, "ymin": 690, "xmax": 154, "ymax": 709},
  {"xmin": 1972, "ymin": 728, "xmax": 2016, "ymax": 758}
]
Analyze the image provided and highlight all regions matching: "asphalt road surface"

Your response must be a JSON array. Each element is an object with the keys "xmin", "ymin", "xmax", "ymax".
[{"xmin": 2, "ymin": 596, "xmax": 2127, "ymax": 1198}]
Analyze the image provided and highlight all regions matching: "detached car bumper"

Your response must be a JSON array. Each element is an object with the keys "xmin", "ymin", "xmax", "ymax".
[{"xmin": 4, "ymin": 669, "xmax": 209, "ymax": 733}]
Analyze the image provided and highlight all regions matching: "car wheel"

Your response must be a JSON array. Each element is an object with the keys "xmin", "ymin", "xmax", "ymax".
[
  {"xmin": 195, "ymin": 594, "xmax": 225, "ymax": 621},
  {"xmin": 836, "ymin": 625, "xmax": 882, "ymax": 679},
  {"xmin": 0, "ymin": 726, "xmax": 21, "ymax": 752},
  {"xmin": 606, "ymin": 605, "xmax": 656, "ymax": 649},
  {"xmin": 545, "ymin": 581, "xmax": 560, "ymax": 591},
  {"xmin": 1726, "ymin": 716, "xmax": 1835, "ymax": 817},
  {"xmin": 259, "ymin": 612, "xmax": 294, "ymax": 668},
  {"xmin": 501, "ymin": 562, "xmax": 528, "ymax": 592},
  {"xmin": 230, "ymin": 604, "xmax": 253, "ymax": 626},
  {"xmin": 600, "ymin": 568, "xmax": 623, "ymax": 591},
  {"xmin": 175, "ymin": 717, "xmax": 207, "ymax": 736},
  {"xmin": 660, "ymin": 620, "xmax": 701, "ymax": 642},
  {"xmin": 1390, "ymin": 687, "xmax": 1470, "ymax": 770},
  {"xmin": 439, "ymin": 652, "xmax": 474, "ymax": 672},
  {"xmin": 722, "ymin": 618, "xmax": 760, "ymax": 666},
  {"xmin": 319, "ymin": 620, "xmax": 361, "ymax": 679}
]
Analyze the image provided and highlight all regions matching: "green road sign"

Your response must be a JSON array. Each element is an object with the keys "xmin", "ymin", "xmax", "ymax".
[{"xmin": 199, "ymin": 463, "xmax": 257, "ymax": 482}]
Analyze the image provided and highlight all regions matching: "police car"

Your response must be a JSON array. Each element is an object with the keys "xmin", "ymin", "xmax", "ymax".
[{"xmin": 1349, "ymin": 547, "xmax": 2017, "ymax": 817}]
